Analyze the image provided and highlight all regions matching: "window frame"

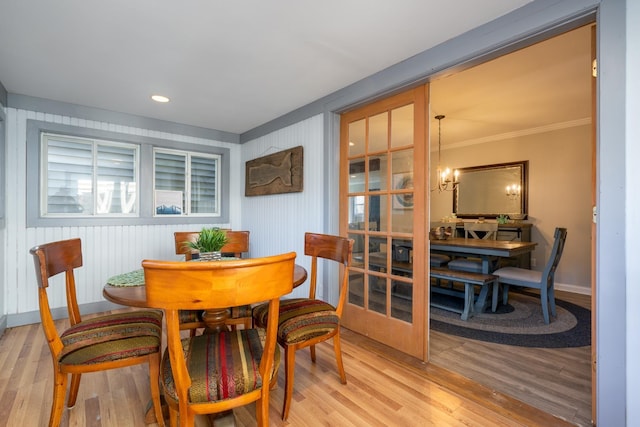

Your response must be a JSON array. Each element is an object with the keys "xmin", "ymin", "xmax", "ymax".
[
  {"xmin": 26, "ymin": 120, "xmax": 230, "ymax": 227},
  {"xmin": 152, "ymin": 147, "xmax": 222, "ymax": 218},
  {"xmin": 40, "ymin": 132, "xmax": 141, "ymax": 218}
]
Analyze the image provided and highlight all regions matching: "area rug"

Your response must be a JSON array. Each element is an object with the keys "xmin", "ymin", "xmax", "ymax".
[{"xmin": 430, "ymin": 290, "xmax": 591, "ymax": 348}]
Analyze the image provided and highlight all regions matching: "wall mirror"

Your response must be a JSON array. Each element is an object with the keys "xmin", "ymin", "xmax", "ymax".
[{"xmin": 453, "ymin": 160, "xmax": 528, "ymax": 219}]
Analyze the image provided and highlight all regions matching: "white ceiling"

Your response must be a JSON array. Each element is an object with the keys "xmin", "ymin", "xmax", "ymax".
[{"xmin": 0, "ymin": 0, "xmax": 536, "ymax": 136}]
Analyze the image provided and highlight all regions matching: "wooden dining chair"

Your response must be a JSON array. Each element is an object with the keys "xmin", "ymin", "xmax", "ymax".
[
  {"xmin": 447, "ymin": 222, "xmax": 499, "ymax": 273},
  {"xmin": 142, "ymin": 252, "xmax": 296, "ymax": 427},
  {"xmin": 30, "ymin": 238, "xmax": 164, "ymax": 427},
  {"xmin": 173, "ymin": 230, "xmax": 253, "ymax": 331},
  {"xmin": 252, "ymin": 232, "xmax": 354, "ymax": 420},
  {"xmin": 493, "ymin": 227, "xmax": 568, "ymax": 324}
]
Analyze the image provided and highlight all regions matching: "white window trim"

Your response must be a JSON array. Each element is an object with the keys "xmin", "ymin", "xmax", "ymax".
[
  {"xmin": 40, "ymin": 132, "xmax": 140, "ymax": 218},
  {"xmin": 153, "ymin": 147, "xmax": 222, "ymax": 218}
]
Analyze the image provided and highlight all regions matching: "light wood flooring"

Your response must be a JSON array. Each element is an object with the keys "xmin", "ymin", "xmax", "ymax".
[
  {"xmin": 0, "ymin": 295, "xmax": 589, "ymax": 427},
  {"xmin": 429, "ymin": 289, "xmax": 592, "ymax": 427}
]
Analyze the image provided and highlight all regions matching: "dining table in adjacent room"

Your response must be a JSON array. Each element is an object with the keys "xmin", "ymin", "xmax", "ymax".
[{"xmin": 430, "ymin": 237, "xmax": 538, "ymax": 275}]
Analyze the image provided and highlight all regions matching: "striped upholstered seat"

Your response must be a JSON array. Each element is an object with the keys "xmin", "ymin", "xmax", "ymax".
[
  {"xmin": 160, "ymin": 328, "xmax": 280, "ymax": 403},
  {"xmin": 30, "ymin": 238, "xmax": 165, "ymax": 427},
  {"xmin": 143, "ymin": 253, "xmax": 295, "ymax": 425},
  {"xmin": 251, "ymin": 233, "xmax": 353, "ymax": 420},
  {"xmin": 253, "ymin": 298, "xmax": 339, "ymax": 345},
  {"xmin": 60, "ymin": 310, "xmax": 162, "ymax": 365}
]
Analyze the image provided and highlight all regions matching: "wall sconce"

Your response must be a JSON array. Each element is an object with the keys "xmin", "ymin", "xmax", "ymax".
[{"xmin": 506, "ymin": 184, "xmax": 521, "ymax": 198}]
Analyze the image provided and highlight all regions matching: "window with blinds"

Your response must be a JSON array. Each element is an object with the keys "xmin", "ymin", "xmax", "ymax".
[
  {"xmin": 42, "ymin": 133, "xmax": 138, "ymax": 217},
  {"xmin": 153, "ymin": 148, "xmax": 221, "ymax": 217}
]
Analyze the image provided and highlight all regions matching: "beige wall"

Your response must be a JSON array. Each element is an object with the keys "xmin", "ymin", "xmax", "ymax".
[{"xmin": 430, "ymin": 124, "xmax": 592, "ymax": 292}]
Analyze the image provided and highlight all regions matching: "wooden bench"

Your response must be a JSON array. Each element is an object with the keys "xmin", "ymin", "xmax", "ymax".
[{"xmin": 430, "ymin": 267, "xmax": 499, "ymax": 321}]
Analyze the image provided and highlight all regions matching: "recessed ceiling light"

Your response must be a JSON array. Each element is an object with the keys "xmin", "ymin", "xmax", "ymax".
[{"xmin": 151, "ymin": 95, "xmax": 170, "ymax": 103}]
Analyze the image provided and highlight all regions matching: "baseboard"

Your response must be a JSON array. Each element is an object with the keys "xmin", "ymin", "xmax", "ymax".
[
  {"xmin": 555, "ymin": 282, "xmax": 591, "ymax": 296},
  {"xmin": 5, "ymin": 300, "xmax": 123, "ymax": 328}
]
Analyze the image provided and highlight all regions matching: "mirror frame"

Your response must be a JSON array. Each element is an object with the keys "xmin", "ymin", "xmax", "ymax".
[{"xmin": 452, "ymin": 160, "xmax": 528, "ymax": 219}]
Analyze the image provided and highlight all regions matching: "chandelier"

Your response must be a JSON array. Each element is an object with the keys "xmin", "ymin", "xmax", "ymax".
[{"xmin": 432, "ymin": 115, "xmax": 459, "ymax": 192}]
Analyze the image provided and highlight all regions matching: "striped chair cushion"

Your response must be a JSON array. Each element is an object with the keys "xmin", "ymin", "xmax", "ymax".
[
  {"xmin": 230, "ymin": 304, "xmax": 252, "ymax": 319},
  {"xmin": 253, "ymin": 298, "xmax": 339, "ymax": 345},
  {"xmin": 59, "ymin": 310, "xmax": 162, "ymax": 365},
  {"xmin": 178, "ymin": 309, "xmax": 203, "ymax": 324},
  {"xmin": 161, "ymin": 328, "xmax": 280, "ymax": 403}
]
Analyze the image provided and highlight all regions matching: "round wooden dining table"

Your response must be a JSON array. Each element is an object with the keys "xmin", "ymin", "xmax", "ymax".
[{"xmin": 103, "ymin": 263, "xmax": 308, "ymax": 331}]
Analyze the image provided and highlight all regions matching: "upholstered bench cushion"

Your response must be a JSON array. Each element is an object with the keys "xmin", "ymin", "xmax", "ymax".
[
  {"xmin": 253, "ymin": 298, "xmax": 339, "ymax": 345},
  {"xmin": 447, "ymin": 258, "xmax": 484, "ymax": 273},
  {"xmin": 430, "ymin": 253, "xmax": 451, "ymax": 267},
  {"xmin": 161, "ymin": 328, "xmax": 280, "ymax": 403},
  {"xmin": 59, "ymin": 310, "xmax": 162, "ymax": 365}
]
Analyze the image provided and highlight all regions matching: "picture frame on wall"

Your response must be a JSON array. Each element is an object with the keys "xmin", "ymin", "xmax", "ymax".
[{"xmin": 392, "ymin": 173, "xmax": 414, "ymax": 209}]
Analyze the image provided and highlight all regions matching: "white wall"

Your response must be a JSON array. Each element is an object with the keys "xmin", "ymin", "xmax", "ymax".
[
  {"xmin": 241, "ymin": 114, "xmax": 326, "ymax": 300},
  {"xmin": 3, "ymin": 107, "xmax": 242, "ymax": 325},
  {"xmin": 431, "ymin": 124, "xmax": 592, "ymax": 291}
]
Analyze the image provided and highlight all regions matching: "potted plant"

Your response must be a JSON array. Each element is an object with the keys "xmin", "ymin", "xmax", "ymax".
[{"xmin": 183, "ymin": 227, "xmax": 229, "ymax": 261}]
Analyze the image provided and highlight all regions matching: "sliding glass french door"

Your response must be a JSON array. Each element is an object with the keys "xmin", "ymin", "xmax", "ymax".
[{"xmin": 340, "ymin": 86, "xmax": 428, "ymax": 360}]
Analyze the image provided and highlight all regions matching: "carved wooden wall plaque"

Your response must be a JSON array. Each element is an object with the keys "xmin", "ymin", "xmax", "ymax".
[{"xmin": 245, "ymin": 146, "xmax": 303, "ymax": 196}]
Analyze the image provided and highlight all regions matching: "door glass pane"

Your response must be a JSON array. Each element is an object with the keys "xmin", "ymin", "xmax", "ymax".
[
  {"xmin": 391, "ymin": 148, "xmax": 414, "ymax": 177},
  {"xmin": 368, "ymin": 274, "xmax": 387, "ymax": 315},
  {"xmin": 392, "ymin": 208, "xmax": 414, "ymax": 233},
  {"xmin": 348, "ymin": 119, "xmax": 366, "ymax": 157},
  {"xmin": 348, "ymin": 232, "xmax": 364, "ymax": 269},
  {"xmin": 370, "ymin": 194, "xmax": 389, "ymax": 233},
  {"xmin": 369, "ymin": 112, "xmax": 388, "ymax": 152},
  {"xmin": 377, "ymin": 194, "xmax": 388, "ymax": 232},
  {"xmin": 368, "ymin": 155, "xmax": 386, "ymax": 191},
  {"xmin": 348, "ymin": 195, "xmax": 366, "ymax": 229},
  {"xmin": 391, "ymin": 104, "xmax": 414, "ymax": 148},
  {"xmin": 368, "ymin": 235, "xmax": 387, "ymax": 271},
  {"xmin": 348, "ymin": 271, "xmax": 364, "ymax": 307},
  {"xmin": 391, "ymin": 237, "xmax": 413, "ymax": 278},
  {"xmin": 348, "ymin": 158, "xmax": 365, "ymax": 192},
  {"xmin": 391, "ymin": 278, "xmax": 412, "ymax": 322}
]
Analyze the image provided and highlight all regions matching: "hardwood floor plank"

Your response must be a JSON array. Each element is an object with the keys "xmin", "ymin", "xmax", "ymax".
[{"xmin": 0, "ymin": 306, "xmax": 588, "ymax": 426}]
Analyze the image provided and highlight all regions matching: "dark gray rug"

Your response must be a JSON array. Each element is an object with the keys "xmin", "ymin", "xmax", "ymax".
[{"xmin": 430, "ymin": 290, "xmax": 591, "ymax": 348}]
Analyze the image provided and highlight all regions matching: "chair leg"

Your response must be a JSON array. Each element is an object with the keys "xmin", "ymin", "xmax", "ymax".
[
  {"xmin": 333, "ymin": 330, "xmax": 347, "ymax": 384},
  {"xmin": 548, "ymin": 284, "xmax": 557, "ymax": 317},
  {"xmin": 256, "ymin": 392, "xmax": 270, "ymax": 427},
  {"xmin": 309, "ymin": 344, "xmax": 316, "ymax": 363},
  {"xmin": 67, "ymin": 373, "xmax": 82, "ymax": 407},
  {"xmin": 282, "ymin": 345, "xmax": 296, "ymax": 420},
  {"xmin": 502, "ymin": 283, "xmax": 510, "ymax": 305},
  {"xmin": 49, "ymin": 370, "xmax": 68, "ymax": 427},
  {"xmin": 491, "ymin": 281, "xmax": 499, "ymax": 312},
  {"xmin": 540, "ymin": 287, "xmax": 550, "ymax": 324},
  {"xmin": 149, "ymin": 353, "xmax": 165, "ymax": 427}
]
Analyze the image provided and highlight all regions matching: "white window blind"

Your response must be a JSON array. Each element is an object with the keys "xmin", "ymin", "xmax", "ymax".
[
  {"xmin": 154, "ymin": 149, "xmax": 220, "ymax": 216},
  {"xmin": 42, "ymin": 133, "xmax": 138, "ymax": 216}
]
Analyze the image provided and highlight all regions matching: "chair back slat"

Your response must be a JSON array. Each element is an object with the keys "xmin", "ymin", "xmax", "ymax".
[
  {"xmin": 463, "ymin": 222, "xmax": 498, "ymax": 240},
  {"xmin": 143, "ymin": 252, "xmax": 295, "ymax": 310},
  {"xmin": 543, "ymin": 227, "xmax": 568, "ymax": 282},
  {"xmin": 174, "ymin": 230, "xmax": 250, "ymax": 260}
]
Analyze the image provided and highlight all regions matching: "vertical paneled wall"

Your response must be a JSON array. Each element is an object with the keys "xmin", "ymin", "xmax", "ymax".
[
  {"xmin": 241, "ymin": 114, "xmax": 325, "ymax": 300},
  {"xmin": 4, "ymin": 107, "xmax": 239, "ymax": 325}
]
